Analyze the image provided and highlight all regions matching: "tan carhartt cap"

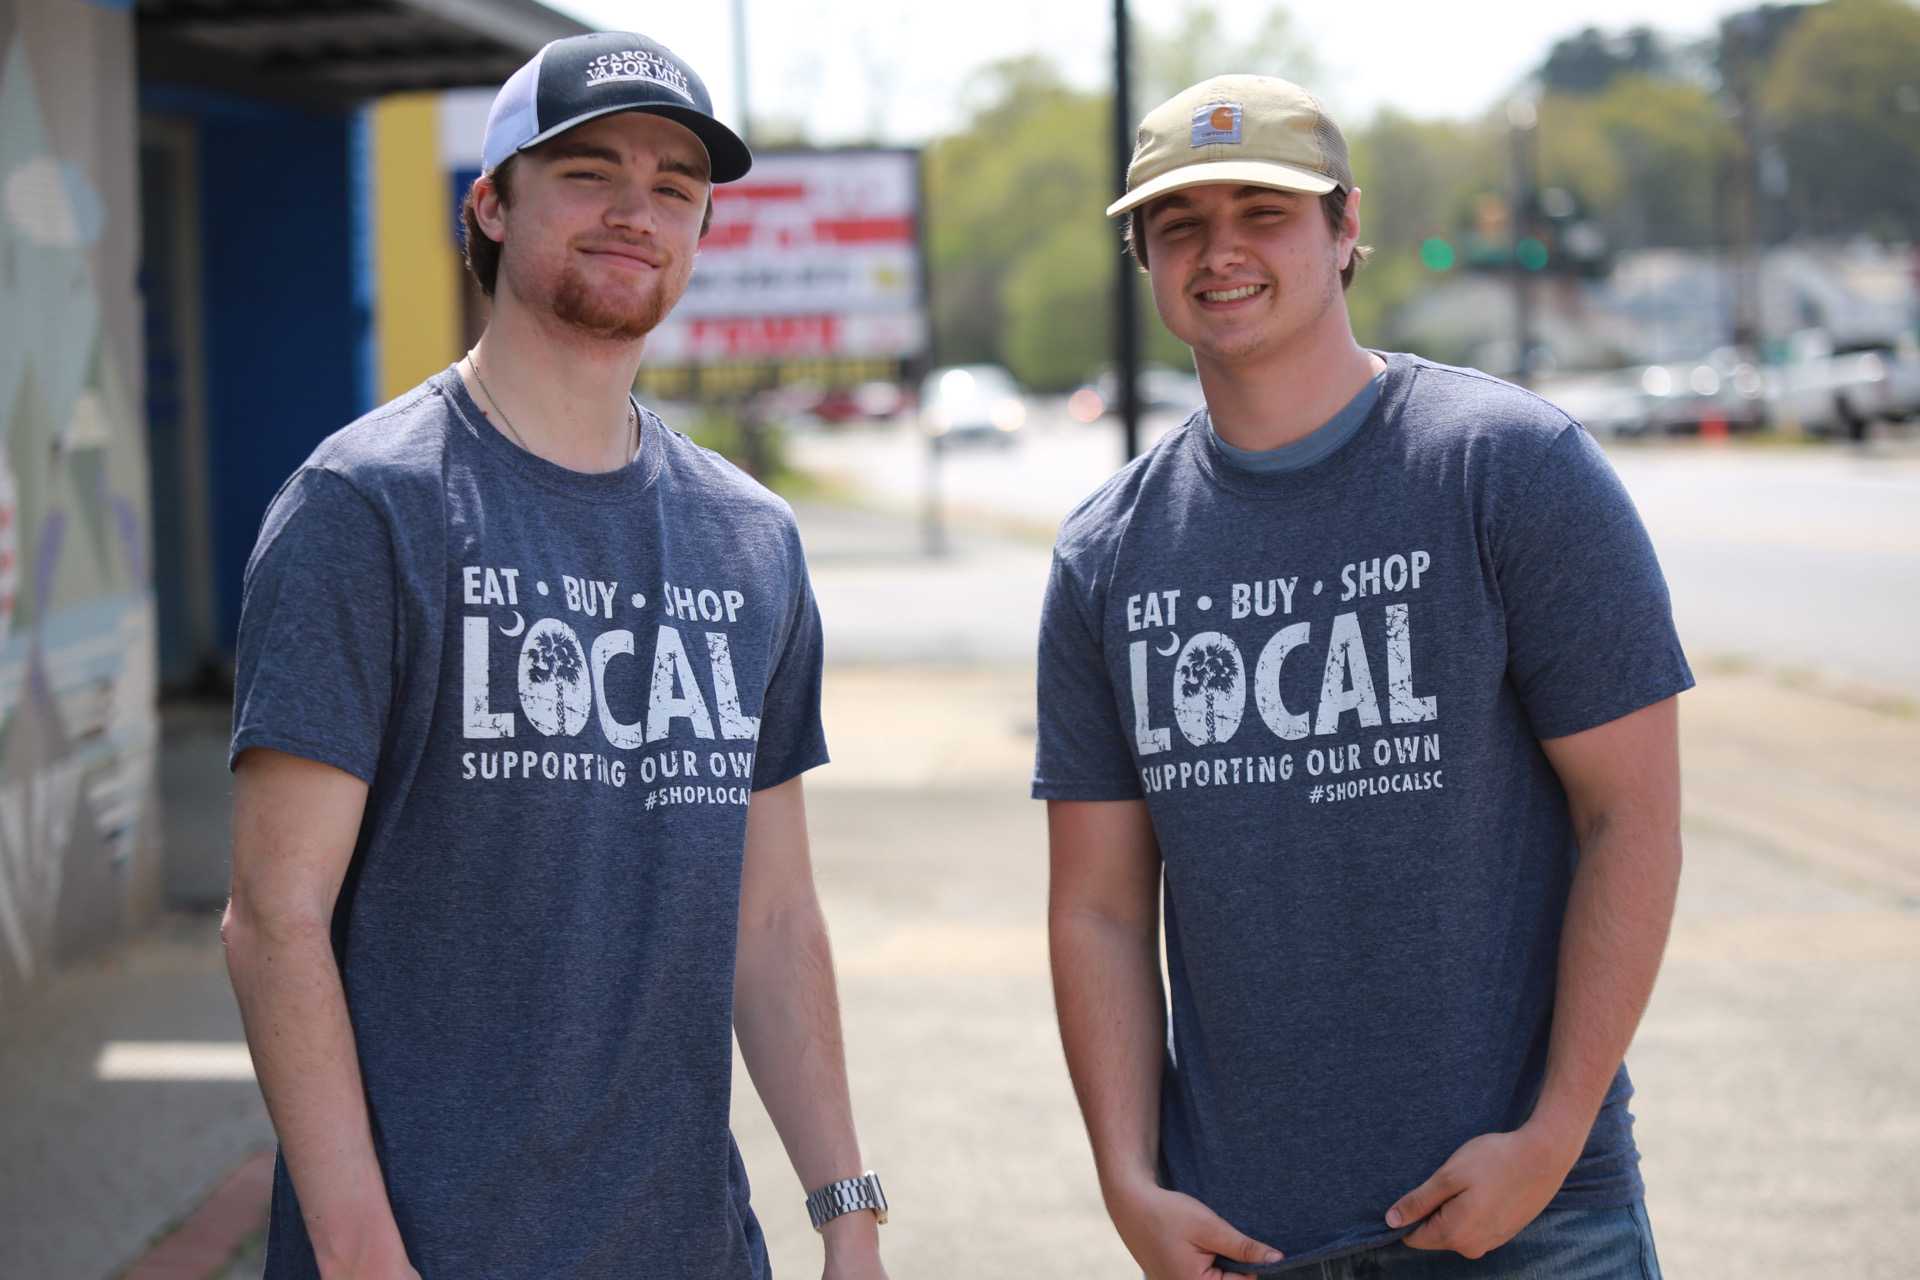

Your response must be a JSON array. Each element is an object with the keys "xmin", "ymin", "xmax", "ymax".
[{"xmin": 1106, "ymin": 75, "xmax": 1353, "ymax": 218}]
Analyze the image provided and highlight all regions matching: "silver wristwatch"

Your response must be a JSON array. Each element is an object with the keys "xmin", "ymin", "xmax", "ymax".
[{"xmin": 804, "ymin": 1170, "xmax": 888, "ymax": 1230}]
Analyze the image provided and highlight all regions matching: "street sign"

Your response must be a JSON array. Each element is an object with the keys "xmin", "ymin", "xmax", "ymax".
[{"xmin": 640, "ymin": 147, "xmax": 928, "ymax": 371}]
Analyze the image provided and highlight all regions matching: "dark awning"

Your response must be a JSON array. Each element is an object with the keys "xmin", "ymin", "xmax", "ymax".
[{"xmin": 137, "ymin": 0, "xmax": 591, "ymax": 106}]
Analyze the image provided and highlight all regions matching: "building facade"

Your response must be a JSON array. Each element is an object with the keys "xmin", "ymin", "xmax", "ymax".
[{"xmin": 0, "ymin": 0, "xmax": 582, "ymax": 1006}]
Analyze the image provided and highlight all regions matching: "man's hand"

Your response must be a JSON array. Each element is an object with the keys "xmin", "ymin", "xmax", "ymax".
[
  {"xmin": 1109, "ymin": 1181, "xmax": 1284, "ymax": 1279},
  {"xmin": 1385, "ymin": 1123, "xmax": 1582, "ymax": 1259}
]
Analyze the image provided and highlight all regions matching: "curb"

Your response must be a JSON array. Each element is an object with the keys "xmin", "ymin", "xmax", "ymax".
[{"xmin": 123, "ymin": 1147, "xmax": 274, "ymax": 1279}]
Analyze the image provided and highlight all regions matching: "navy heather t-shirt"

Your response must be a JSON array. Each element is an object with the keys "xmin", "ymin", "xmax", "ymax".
[
  {"xmin": 231, "ymin": 367, "xmax": 828, "ymax": 1278},
  {"xmin": 1033, "ymin": 352, "xmax": 1692, "ymax": 1271}
]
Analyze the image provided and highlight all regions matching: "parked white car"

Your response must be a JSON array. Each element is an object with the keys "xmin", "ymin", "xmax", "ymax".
[
  {"xmin": 920, "ymin": 364, "xmax": 1026, "ymax": 446},
  {"xmin": 1765, "ymin": 329, "xmax": 1899, "ymax": 438},
  {"xmin": 1846, "ymin": 336, "xmax": 1920, "ymax": 422},
  {"xmin": 1632, "ymin": 347, "xmax": 1768, "ymax": 435},
  {"xmin": 1534, "ymin": 368, "xmax": 1651, "ymax": 437}
]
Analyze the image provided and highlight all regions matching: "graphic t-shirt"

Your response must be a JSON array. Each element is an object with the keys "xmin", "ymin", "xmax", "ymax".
[
  {"xmin": 1032, "ymin": 352, "xmax": 1693, "ymax": 1272},
  {"xmin": 230, "ymin": 367, "xmax": 828, "ymax": 1279}
]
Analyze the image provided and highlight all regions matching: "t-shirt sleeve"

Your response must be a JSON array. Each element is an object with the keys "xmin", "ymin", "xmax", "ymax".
[
  {"xmin": 1496, "ymin": 424, "xmax": 1695, "ymax": 740},
  {"xmin": 751, "ymin": 532, "xmax": 829, "ymax": 791},
  {"xmin": 229, "ymin": 467, "xmax": 399, "ymax": 782},
  {"xmin": 1032, "ymin": 551, "xmax": 1144, "ymax": 801}
]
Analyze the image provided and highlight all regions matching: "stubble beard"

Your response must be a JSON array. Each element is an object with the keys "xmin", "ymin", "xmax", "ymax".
[
  {"xmin": 502, "ymin": 238, "xmax": 691, "ymax": 344},
  {"xmin": 1186, "ymin": 284, "xmax": 1283, "ymax": 367},
  {"xmin": 550, "ymin": 257, "xmax": 685, "ymax": 342},
  {"xmin": 1189, "ymin": 265, "xmax": 1341, "ymax": 368}
]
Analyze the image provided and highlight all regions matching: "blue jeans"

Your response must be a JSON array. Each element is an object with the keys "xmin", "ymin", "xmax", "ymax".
[
  {"xmin": 1164, "ymin": 1203, "xmax": 1664, "ymax": 1280},
  {"xmin": 1333, "ymin": 1202, "xmax": 1663, "ymax": 1280}
]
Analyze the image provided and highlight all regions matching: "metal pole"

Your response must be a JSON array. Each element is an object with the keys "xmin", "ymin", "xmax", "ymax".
[
  {"xmin": 1114, "ymin": 0, "xmax": 1141, "ymax": 461},
  {"xmin": 922, "ymin": 433, "xmax": 948, "ymax": 558},
  {"xmin": 1507, "ymin": 98, "xmax": 1538, "ymax": 388},
  {"xmin": 732, "ymin": 0, "xmax": 751, "ymax": 145},
  {"xmin": 911, "ymin": 151, "xmax": 946, "ymax": 557},
  {"xmin": 727, "ymin": 0, "xmax": 761, "ymax": 486}
]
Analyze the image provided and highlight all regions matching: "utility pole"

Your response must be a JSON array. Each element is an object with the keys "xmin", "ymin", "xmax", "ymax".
[
  {"xmin": 727, "ymin": 0, "xmax": 771, "ymax": 476},
  {"xmin": 731, "ymin": 0, "xmax": 751, "ymax": 145},
  {"xmin": 1507, "ymin": 96, "xmax": 1539, "ymax": 388},
  {"xmin": 1113, "ymin": 0, "xmax": 1142, "ymax": 461}
]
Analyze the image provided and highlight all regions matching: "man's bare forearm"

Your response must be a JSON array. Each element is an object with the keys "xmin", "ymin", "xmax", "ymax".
[
  {"xmin": 225, "ymin": 906, "xmax": 409, "ymax": 1273},
  {"xmin": 1049, "ymin": 905, "xmax": 1167, "ymax": 1205},
  {"xmin": 735, "ymin": 897, "xmax": 862, "ymax": 1184},
  {"xmin": 1530, "ymin": 809, "xmax": 1682, "ymax": 1147},
  {"xmin": 734, "ymin": 898, "xmax": 877, "ymax": 1258}
]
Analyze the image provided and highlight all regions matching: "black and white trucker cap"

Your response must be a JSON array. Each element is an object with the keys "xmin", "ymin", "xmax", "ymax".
[{"xmin": 481, "ymin": 32, "xmax": 753, "ymax": 182}]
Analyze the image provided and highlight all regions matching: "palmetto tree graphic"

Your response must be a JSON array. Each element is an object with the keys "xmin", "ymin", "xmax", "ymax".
[
  {"xmin": 528, "ymin": 629, "xmax": 584, "ymax": 687},
  {"xmin": 1180, "ymin": 641, "xmax": 1240, "ymax": 743}
]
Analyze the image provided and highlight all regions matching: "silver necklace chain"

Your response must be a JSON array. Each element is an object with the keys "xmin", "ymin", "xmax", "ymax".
[{"xmin": 468, "ymin": 349, "xmax": 638, "ymax": 466}]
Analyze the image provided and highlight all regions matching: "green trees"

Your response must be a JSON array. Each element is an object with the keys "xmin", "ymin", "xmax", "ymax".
[
  {"xmin": 1540, "ymin": 25, "xmax": 1674, "ymax": 94},
  {"xmin": 1760, "ymin": 0, "xmax": 1920, "ymax": 237},
  {"xmin": 1345, "ymin": 112, "xmax": 1506, "ymax": 344},
  {"xmin": 918, "ymin": 2, "xmax": 1919, "ymax": 390},
  {"xmin": 1538, "ymin": 76, "xmax": 1734, "ymax": 250},
  {"xmin": 923, "ymin": 58, "xmax": 1111, "ymax": 386},
  {"xmin": 921, "ymin": 6, "xmax": 1319, "ymax": 390},
  {"xmin": 1138, "ymin": 3, "xmax": 1320, "ymax": 103},
  {"xmin": 921, "ymin": 56, "xmax": 1188, "ymax": 391}
]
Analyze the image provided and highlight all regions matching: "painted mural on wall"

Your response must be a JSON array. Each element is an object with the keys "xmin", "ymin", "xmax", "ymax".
[{"xmin": 0, "ymin": 2, "xmax": 159, "ymax": 1004}]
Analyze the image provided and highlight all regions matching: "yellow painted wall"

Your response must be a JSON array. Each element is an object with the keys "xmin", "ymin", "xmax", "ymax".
[{"xmin": 372, "ymin": 94, "xmax": 461, "ymax": 401}]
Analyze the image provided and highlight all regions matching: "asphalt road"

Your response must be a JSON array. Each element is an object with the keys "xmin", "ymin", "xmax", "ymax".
[{"xmin": 789, "ymin": 411, "xmax": 1920, "ymax": 700}]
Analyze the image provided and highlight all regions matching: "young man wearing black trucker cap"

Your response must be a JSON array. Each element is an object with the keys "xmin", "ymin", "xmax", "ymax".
[
  {"xmin": 1038, "ymin": 76, "xmax": 1687, "ymax": 1278},
  {"xmin": 223, "ymin": 31, "xmax": 889, "ymax": 1280}
]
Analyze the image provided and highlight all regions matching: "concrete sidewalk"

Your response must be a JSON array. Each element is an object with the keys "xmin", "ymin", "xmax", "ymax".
[
  {"xmin": 748, "ymin": 664, "xmax": 1920, "ymax": 1280},
  {"xmin": 2, "ymin": 502, "xmax": 1915, "ymax": 1278}
]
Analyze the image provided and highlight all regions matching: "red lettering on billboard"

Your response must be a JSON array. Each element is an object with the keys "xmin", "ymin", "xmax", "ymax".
[{"xmin": 687, "ymin": 315, "xmax": 843, "ymax": 357}]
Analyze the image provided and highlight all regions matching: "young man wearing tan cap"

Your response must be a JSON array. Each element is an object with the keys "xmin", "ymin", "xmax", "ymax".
[
  {"xmin": 1037, "ymin": 76, "xmax": 1686, "ymax": 1278},
  {"xmin": 223, "ymin": 31, "xmax": 888, "ymax": 1279}
]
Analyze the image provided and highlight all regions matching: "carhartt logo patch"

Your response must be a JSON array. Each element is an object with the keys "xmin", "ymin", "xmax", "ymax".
[
  {"xmin": 1191, "ymin": 103, "xmax": 1242, "ymax": 147},
  {"xmin": 585, "ymin": 50, "xmax": 694, "ymax": 103}
]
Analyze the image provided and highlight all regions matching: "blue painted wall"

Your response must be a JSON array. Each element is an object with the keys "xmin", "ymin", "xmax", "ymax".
[{"xmin": 142, "ymin": 86, "xmax": 375, "ymax": 650}]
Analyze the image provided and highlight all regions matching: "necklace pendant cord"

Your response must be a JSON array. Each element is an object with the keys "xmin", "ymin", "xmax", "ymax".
[{"xmin": 468, "ymin": 350, "xmax": 639, "ymax": 465}]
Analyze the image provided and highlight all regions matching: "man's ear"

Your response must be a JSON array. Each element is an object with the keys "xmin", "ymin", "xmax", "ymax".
[
  {"xmin": 474, "ymin": 174, "xmax": 508, "ymax": 245},
  {"xmin": 1342, "ymin": 187, "xmax": 1364, "ymax": 268}
]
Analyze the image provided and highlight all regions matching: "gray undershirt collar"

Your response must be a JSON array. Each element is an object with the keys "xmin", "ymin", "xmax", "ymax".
[{"xmin": 1206, "ymin": 368, "xmax": 1387, "ymax": 474}]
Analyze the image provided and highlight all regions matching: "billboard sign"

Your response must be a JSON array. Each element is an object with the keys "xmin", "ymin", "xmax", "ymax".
[{"xmin": 640, "ymin": 147, "xmax": 927, "ymax": 369}]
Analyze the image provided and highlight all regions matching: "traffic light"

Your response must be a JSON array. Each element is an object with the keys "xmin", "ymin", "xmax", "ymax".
[
  {"xmin": 1424, "ymin": 188, "xmax": 1609, "ymax": 278},
  {"xmin": 1419, "ymin": 238, "xmax": 1457, "ymax": 271}
]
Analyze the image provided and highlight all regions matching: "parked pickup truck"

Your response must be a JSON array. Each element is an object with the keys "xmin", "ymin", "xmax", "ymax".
[
  {"xmin": 1766, "ymin": 329, "xmax": 1916, "ymax": 439},
  {"xmin": 1848, "ymin": 336, "xmax": 1920, "ymax": 423}
]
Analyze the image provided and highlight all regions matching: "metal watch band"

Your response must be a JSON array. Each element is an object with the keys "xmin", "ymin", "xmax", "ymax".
[{"xmin": 804, "ymin": 1170, "xmax": 888, "ymax": 1230}]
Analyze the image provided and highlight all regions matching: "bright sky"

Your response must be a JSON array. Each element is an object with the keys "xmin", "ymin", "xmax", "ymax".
[{"xmin": 552, "ymin": 0, "xmax": 1763, "ymax": 142}]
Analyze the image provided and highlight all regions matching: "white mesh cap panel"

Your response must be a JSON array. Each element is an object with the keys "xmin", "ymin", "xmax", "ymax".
[{"xmin": 481, "ymin": 42, "xmax": 550, "ymax": 173}]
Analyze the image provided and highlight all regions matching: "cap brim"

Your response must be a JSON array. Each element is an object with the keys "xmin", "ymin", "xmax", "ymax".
[
  {"xmin": 1105, "ymin": 160, "xmax": 1336, "ymax": 217},
  {"xmin": 514, "ymin": 103, "xmax": 754, "ymax": 184}
]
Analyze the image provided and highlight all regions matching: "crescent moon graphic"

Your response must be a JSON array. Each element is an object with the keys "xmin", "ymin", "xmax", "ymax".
[
  {"xmin": 1156, "ymin": 632, "xmax": 1180, "ymax": 657},
  {"xmin": 500, "ymin": 610, "xmax": 526, "ymax": 638}
]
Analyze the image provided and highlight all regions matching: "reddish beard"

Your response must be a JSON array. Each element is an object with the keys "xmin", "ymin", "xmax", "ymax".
[{"xmin": 551, "ymin": 252, "xmax": 680, "ymax": 341}]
